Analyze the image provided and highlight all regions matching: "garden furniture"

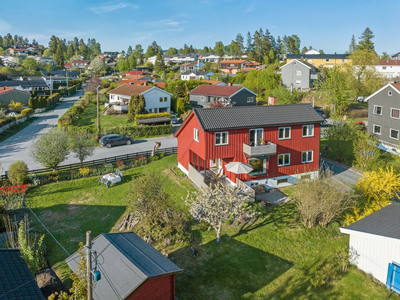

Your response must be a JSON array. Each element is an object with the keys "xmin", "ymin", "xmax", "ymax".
[{"xmin": 103, "ymin": 173, "xmax": 121, "ymax": 185}]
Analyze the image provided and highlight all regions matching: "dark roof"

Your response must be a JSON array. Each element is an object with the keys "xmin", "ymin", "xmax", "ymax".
[
  {"xmin": 189, "ymin": 85, "xmax": 244, "ymax": 97},
  {"xmin": 192, "ymin": 104, "xmax": 325, "ymax": 131},
  {"xmin": 66, "ymin": 233, "xmax": 182, "ymax": 300},
  {"xmin": 43, "ymin": 70, "xmax": 79, "ymax": 77},
  {"xmin": 136, "ymin": 117, "xmax": 171, "ymax": 124},
  {"xmin": 287, "ymin": 54, "xmax": 349, "ymax": 59},
  {"xmin": 0, "ymin": 249, "xmax": 45, "ymax": 300},
  {"xmin": 343, "ymin": 203, "xmax": 400, "ymax": 239},
  {"xmin": 281, "ymin": 59, "xmax": 318, "ymax": 70}
]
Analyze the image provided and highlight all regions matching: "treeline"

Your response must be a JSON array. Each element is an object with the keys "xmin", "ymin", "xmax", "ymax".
[{"xmin": 0, "ymin": 33, "xmax": 38, "ymax": 48}]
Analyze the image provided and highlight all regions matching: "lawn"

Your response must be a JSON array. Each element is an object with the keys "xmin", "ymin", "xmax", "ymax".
[
  {"xmin": 25, "ymin": 155, "xmax": 393, "ymax": 299},
  {"xmin": 0, "ymin": 117, "xmax": 37, "ymax": 143},
  {"xmin": 75, "ymin": 103, "xmax": 130, "ymax": 128}
]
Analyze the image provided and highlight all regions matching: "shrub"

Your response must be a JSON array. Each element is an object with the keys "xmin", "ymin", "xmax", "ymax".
[
  {"xmin": 0, "ymin": 116, "xmax": 16, "ymax": 127},
  {"xmin": 8, "ymin": 161, "xmax": 29, "ymax": 185},
  {"xmin": 8, "ymin": 100, "xmax": 24, "ymax": 112},
  {"xmin": 135, "ymin": 112, "xmax": 171, "ymax": 120},
  {"xmin": 21, "ymin": 108, "xmax": 33, "ymax": 117},
  {"xmin": 310, "ymin": 263, "xmax": 337, "ymax": 288},
  {"xmin": 0, "ymin": 204, "xmax": 7, "ymax": 232}
]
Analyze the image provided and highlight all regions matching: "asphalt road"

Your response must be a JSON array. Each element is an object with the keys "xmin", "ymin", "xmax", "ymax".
[
  {"xmin": 0, "ymin": 91, "xmax": 179, "ymax": 173},
  {"xmin": 320, "ymin": 158, "xmax": 361, "ymax": 187}
]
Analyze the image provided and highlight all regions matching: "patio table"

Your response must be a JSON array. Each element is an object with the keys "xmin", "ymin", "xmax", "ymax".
[{"xmin": 103, "ymin": 173, "xmax": 121, "ymax": 184}]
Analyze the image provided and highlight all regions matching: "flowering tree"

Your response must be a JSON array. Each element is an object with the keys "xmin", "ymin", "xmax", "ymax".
[{"xmin": 186, "ymin": 183, "xmax": 252, "ymax": 243}]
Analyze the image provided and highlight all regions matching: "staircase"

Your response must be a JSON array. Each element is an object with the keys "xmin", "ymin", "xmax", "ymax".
[{"xmin": 102, "ymin": 104, "xmax": 113, "ymax": 115}]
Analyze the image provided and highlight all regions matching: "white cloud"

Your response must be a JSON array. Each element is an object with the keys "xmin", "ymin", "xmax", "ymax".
[
  {"xmin": 143, "ymin": 19, "xmax": 182, "ymax": 28},
  {"xmin": 89, "ymin": 3, "xmax": 138, "ymax": 15},
  {"xmin": 0, "ymin": 19, "xmax": 12, "ymax": 31}
]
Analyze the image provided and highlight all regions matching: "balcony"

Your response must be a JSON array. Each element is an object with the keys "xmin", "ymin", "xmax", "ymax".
[{"xmin": 243, "ymin": 142, "xmax": 277, "ymax": 158}]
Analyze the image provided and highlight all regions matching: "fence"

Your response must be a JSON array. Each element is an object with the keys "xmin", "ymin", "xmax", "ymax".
[{"xmin": 1, "ymin": 147, "xmax": 178, "ymax": 179}]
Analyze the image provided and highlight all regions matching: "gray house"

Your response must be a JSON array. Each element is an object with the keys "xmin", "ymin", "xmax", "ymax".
[
  {"xmin": 366, "ymin": 83, "xmax": 400, "ymax": 151},
  {"xmin": 188, "ymin": 84, "xmax": 257, "ymax": 108},
  {"xmin": 281, "ymin": 59, "xmax": 318, "ymax": 90}
]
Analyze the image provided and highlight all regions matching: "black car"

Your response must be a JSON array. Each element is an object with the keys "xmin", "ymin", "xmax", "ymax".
[
  {"xmin": 314, "ymin": 108, "xmax": 327, "ymax": 118},
  {"xmin": 99, "ymin": 134, "xmax": 133, "ymax": 148}
]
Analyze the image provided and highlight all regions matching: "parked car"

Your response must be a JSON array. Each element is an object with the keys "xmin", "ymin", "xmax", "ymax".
[
  {"xmin": 357, "ymin": 96, "xmax": 367, "ymax": 103},
  {"xmin": 99, "ymin": 134, "xmax": 133, "ymax": 148},
  {"xmin": 171, "ymin": 115, "xmax": 179, "ymax": 124},
  {"xmin": 314, "ymin": 108, "xmax": 327, "ymax": 118}
]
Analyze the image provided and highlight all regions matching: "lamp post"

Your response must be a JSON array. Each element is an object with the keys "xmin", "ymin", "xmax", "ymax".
[{"xmin": 96, "ymin": 85, "xmax": 101, "ymax": 141}]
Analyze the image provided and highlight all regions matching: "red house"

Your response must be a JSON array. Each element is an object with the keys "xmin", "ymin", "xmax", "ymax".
[{"xmin": 175, "ymin": 104, "xmax": 324, "ymax": 189}]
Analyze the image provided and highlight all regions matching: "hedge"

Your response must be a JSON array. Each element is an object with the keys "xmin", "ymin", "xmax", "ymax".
[
  {"xmin": 58, "ymin": 94, "xmax": 90, "ymax": 127},
  {"xmin": 21, "ymin": 108, "xmax": 33, "ymax": 117},
  {"xmin": 135, "ymin": 112, "xmax": 171, "ymax": 120},
  {"xmin": 0, "ymin": 116, "xmax": 16, "ymax": 127},
  {"xmin": 102, "ymin": 124, "xmax": 172, "ymax": 138},
  {"xmin": 68, "ymin": 85, "xmax": 76, "ymax": 95}
]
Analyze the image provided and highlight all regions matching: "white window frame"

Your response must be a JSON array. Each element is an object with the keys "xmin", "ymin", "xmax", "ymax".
[
  {"xmin": 278, "ymin": 127, "xmax": 291, "ymax": 140},
  {"xmin": 388, "ymin": 91, "xmax": 392, "ymax": 96},
  {"xmin": 296, "ymin": 70, "xmax": 301, "ymax": 76},
  {"xmin": 373, "ymin": 124, "xmax": 382, "ymax": 135},
  {"xmin": 373, "ymin": 105, "xmax": 382, "ymax": 115},
  {"xmin": 247, "ymin": 97, "xmax": 254, "ymax": 103},
  {"xmin": 390, "ymin": 128, "xmax": 399, "ymax": 140},
  {"xmin": 295, "ymin": 79, "xmax": 301, "ymax": 85},
  {"xmin": 278, "ymin": 153, "xmax": 290, "ymax": 167},
  {"xmin": 390, "ymin": 108, "xmax": 400, "ymax": 119},
  {"xmin": 302, "ymin": 125, "xmax": 314, "ymax": 137},
  {"xmin": 302, "ymin": 150, "xmax": 313, "ymax": 163},
  {"xmin": 194, "ymin": 128, "xmax": 199, "ymax": 142},
  {"xmin": 215, "ymin": 131, "xmax": 229, "ymax": 146}
]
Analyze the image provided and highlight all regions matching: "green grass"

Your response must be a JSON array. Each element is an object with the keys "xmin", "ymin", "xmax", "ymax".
[
  {"xmin": 26, "ymin": 155, "xmax": 394, "ymax": 299},
  {"xmin": 0, "ymin": 117, "xmax": 38, "ymax": 143},
  {"xmin": 75, "ymin": 103, "xmax": 129, "ymax": 128}
]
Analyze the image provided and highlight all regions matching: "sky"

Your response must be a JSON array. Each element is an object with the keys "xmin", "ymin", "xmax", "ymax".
[{"xmin": 0, "ymin": 0, "xmax": 399, "ymax": 55}]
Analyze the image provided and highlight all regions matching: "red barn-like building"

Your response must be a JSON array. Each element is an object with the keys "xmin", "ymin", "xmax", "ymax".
[{"xmin": 175, "ymin": 104, "xmax": 324, "ymax": 189}]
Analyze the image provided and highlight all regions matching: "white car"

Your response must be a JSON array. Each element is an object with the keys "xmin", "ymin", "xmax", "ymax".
[{"xmin": 171, "ymin": 115, "xmax": 179, "ymax": 124}]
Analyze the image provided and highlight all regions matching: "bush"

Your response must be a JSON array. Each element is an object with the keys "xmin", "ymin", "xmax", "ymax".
[
  {"xmin": 8, "ymin": 161, "xmax": 29, "ymax": 185},
  {"xmin": 0, "ymin": 116, "xmax": 16, "ymax": 127},
  {"xmin": 8, "ymin": 100, "xmax": 24, "ymax": 112},
  {"xmin": 21, "ymin": 108, "xmax": 33, "ymax": 117},
  {"xmin": 0, "ymin": 204, "xmax": 6, "ymax": 232},
  {"xmin": 135, "ymin": 112, "xmax": 171, "ymax": 120}
]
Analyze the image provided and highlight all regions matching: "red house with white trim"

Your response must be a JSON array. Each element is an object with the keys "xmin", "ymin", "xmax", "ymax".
[{"xmin": 175, "ymin": 104, "xmax": 324, "ymax": 189}]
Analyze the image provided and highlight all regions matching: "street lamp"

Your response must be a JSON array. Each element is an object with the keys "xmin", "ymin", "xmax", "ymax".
[{"xmin": 96, "ymin": 85, "xmax": 101, "ymax": 141}]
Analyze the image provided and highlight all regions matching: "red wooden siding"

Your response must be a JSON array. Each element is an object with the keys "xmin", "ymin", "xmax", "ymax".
[{"xmin": 127, "ymin": 275, "xmax": 176, "ymax": 300}]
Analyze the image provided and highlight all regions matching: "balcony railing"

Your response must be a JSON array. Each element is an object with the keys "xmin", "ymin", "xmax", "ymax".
[{"xmin": 243, "ymin": 142, "xmax": 277, "ymax": 158}]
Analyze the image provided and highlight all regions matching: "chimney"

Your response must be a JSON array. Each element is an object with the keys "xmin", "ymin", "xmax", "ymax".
[
  {"xmin": 268, "ymin": 96, "xmax": 277, "ymax": 106},
  {"xmin": 228, "ymin": 82, "xmax": 232, "ymax": 86}
]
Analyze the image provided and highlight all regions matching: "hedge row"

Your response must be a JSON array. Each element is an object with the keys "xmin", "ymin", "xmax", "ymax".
[
  {"xmin": 58, "ymin": 93, "xmax": 90, "ymax": 127},
  {"xmin": 0, "ymin": 116, "xmax": 16, "ymax": 127},
  {"xmin": 135, "ymin": 112, "xmax": 171, "ymax": 120},
  {"xmin": 21, "ymin": 108, "xmax": 33, "ymax": 117},
  {"xmin": 28, "ymin": 93, "xmax": 61, "ymax": 109},
  {"xmin": 102, "ymin": 124, "xmax": 173, "ymax": 138}
]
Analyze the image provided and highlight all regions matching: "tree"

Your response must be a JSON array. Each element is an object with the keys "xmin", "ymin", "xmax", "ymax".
[
  {"xmin": 128, "ymin": 52, "xmax": 137, "ymax": 70},
  {"xmin": 133, "ymin": 44, "xmax": 143, "ymax": 64},
  {"xmin": 154, "ymin": 51, "xmax": 166, "ymax": 73},
  {"xmin": 166, "ymin": 47, "xmax": 177, "ymax": 55},
  {"xmin": 186, "ymin": 183, "xmax": 252, "ymax": 243},
  {"xmin": 22, "ymin": 57, "xmax": 38, "ymax": 71},
  {"xmin": 127, "ymin": 45, "xmax": 132, "ymax": 56},
  {"xmin": 54, "ymin": 44, "xmax": 64, "ymax": 68},
  {"xmin": 70, "ymin": 131, "xmax": 95, "ymax": 166},
  {"xmin": 90, "ymin": 57, "xmax": 106, "ymax": 75},
  {"xmin": 30, "ymin": 127, "xmax": 70, "ymax": 171},
  {"xmin": 381, "ymin": 52, "xmax": 389, "ymax": 60},
  {"xmin": 353, "ymin": 130, "xmax": 380, "ymax": 170},
  {"xmin": 301, "ymin": 46, "xmax": 308, "ymax": 54},
  {"xmin": 128, "ymin": 94, "xmax": 139, "ymax": 120},
  {"xmin": 145, "ymin": 45, "xmax": 156, "ymax": 59},
  {"xmin": 43, "ymin": 61, "xmax": 54, "ymax": 72},
  {"xmin": 357, "ymin": 27, "xmax": 375, "ymax": 52},
  {"xmin": 8, "ymin": 160, "xmax": 28, "ymax": 185},
  {"xmin": 116, "ymin": 56, "xmax": 129, "ymax": 72},
  {"xmin": 214, "ymin": 41, "xmax": 225, "ymax": 60},
  {"xmin": 0, "ymin": 47, "xmax": 4, "ymax": 56},
  {"xmin": 347, "ymin": 35, "xmax": 356, "ymax": 54},
  {"xmin": 43, "ymin": 49, "xmax": 52, "ymax": 58},
  {"xmin": 326, "ymin": 121, "xmax": 355, "ymax": 163},
  {"xmin": 317, "ymin": 66, "xmax": 348, "ymax": 116}
]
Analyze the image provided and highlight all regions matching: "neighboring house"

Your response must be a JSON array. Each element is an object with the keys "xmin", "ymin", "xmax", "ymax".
[
  {"xmin": 281, "ymin": 59, "xmax": 319, "ymax": 90},
  {"xmin": 373, "ymin": 60, "xmax": 400, "ymax": 80},
  {"xmin": 0, "ymin": 55, "xmax": 18, "ymax": 67},
  {"xmin": 175, "ymin": 104, "xmax": 324, "ymax": 189},
  {"xmin": 286, "ymin": 53, "xmax": 350, "ymax": 68},
  {"xmin": 366, "ymin": 83, "xmax": 400, "ymax": 152},
  {"xmin": 390, "ymin": 52, "xmax": 400, "ymax": 60},
  {"xmin": 119, "ymin": 70, "xmax": 145, "ymax": 78},
  {"xmin": 199, "ymin": 53, "xmax": 248, "ymax": 63},
  {"xmin": 64, "ymin": 60, "xmax": 90, "ymax": 70},
  {"xmin": 108, "ymin": 83, "xmax": 172, "ymax": 113},
  {"xmin": 42, "ymin": 70, "xmax": 79, "ymax": 79},
  {"xmin": 0, "ymin": 78, "xmax": 49, "ymax": 92},
  {"xmin": 340, "ymin": 203, "xmax": 400, "ymax": 289},
  {"xmin": 0, "ymin": 86, "xmax": 31, "ymax": 106},
  {"xmin": 66, "ymin": 233, "xmax": 182, "ymax": 300},
  {"xmin": 0, "ymin": 249, "xmax": 46, "ymax": 300},
  {"xmin": 31, "ymin": 56, "xmax": 55, "ymax": 66},
  {"xmin": 200, "ymin": 80, "xmax": 228, "ymax": 86},
  {"xmin": 188, "ymin": 84, "xmax": 257, "ymax": 108},
  {"xmin": 218, "ymin": 60, "xmax": 250, "ymax": 74},
  {"xmin": 180, "ymin": 61, "xmax": 205, "ymax": 73},
  {"xmin": 8, "ymin": 48, "xmax": 28, "ymax": 56},
  {"xmin": 147, "ymin": 53, "xmax": 199, "ymax": 65},
  {"xmin": 180, "ymin": 71, "xmax": 214, "ymax": 81}
]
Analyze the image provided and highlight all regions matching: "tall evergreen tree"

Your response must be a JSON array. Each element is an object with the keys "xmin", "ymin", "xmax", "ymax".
[
  {"xmin": 128, "ymin": 52, "xmax": 137, "ymax": 70},
  {"xmin": 54, "ymin": 45, "xmax": 64, "ymax": 68},
  {"xmin": 154, "ymin": 51, "xmax": 166, "ymax": 73},
  {"xmin": 347, "ymin": 35, "xmax": 356, "ymax": 54},
  {"xmin": 357, "ymin": 27, "xmax": 375, "ymax": 52},
  {"xmin": 127, "ymin": 46, "xmax": 132, "ymax": 56}
]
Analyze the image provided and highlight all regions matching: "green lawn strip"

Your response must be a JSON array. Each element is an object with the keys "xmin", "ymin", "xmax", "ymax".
[
  {"xmin": 26, "ymin": 155, "xmax": 392, "ymax": 298},
  {"xmin": 0, "ymin": 117, "xmax": 38, "ymax": 143},
  {"xmin": 76, "ymin": 103, "xmax": 129, "ymax": 128}
]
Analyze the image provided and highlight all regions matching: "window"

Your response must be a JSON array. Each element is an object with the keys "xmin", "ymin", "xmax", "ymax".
[
  {"xmin": 390, "ymin": 129, "xmax": 399, "ymax": 140},
  {"xmin": 383, "ymin": 66, "xmax": 387, "ymax": 70},
  {"xmin": 373, "ymin": 124, "xmax": 381, "ymax": 135},
  {"xmin": 278, "ymin": 153, "xmax": 290, "ymax": 166},
  {"xmin": 302, "ymin": 125, "xmax": 314, "ymax": 137},
  {"xmin": 373, "ymin": 105, "xmax": 382, "ymax": 115},
  {"xmin": 295, "ymin": 80, "xmax": 301, "ymax": 85},
  {"xmin": 164, "ymin": 97, "xmax": 167, "ymax": 102},
  {"xmin": 277, "ymin": 178, "xmax": 288, "ymax": 184},
  {"xmin": 159, "ymin": 97, "xmax": 163, "ymax": 102},
  {"xmin": 308, "ymin": 59, "xmax": 312, "ymax": 62},
  {"xmin": 342, "ymin": 59, "xmax": 346, "ymax": 62},
  {"xmin": 194, "ymin": 128, "xmax": 199, "ymax": 142},
  {"xmin": 391, "ymin": 108, "xmax": 400, "ymax": 119},
  {"xmin": 296, "ymin": 70, "xmax": 302, "ymax": 76},
  {"xmin": 302, "ymin": 150, "xmax": 313, "ymax": 163},
  {"xmin": 326, "ymin": 59, "xmax": 330, "ymax": 62},
  {"xmin": 278, "ymin": 127, "xmax": 290, "ymax": 140},
  {"xmin": 215, "ymin": 132, "xmax": 228, "ymax": 145},
  {"xmin": 247, "ymin": 97, "xmax": 254, "ymax": 103},
  {"xmin": 148, "ymin": 109, "xmax": 152, "ymax": 113},
  {"xmin": 230, "ymin": 64, "xmax": 235, "ymax": 67},
  {"xmin": 249, "ymin": 159, "xmax": 266, "ymax": 176},
  {"xmin": 389, "ymin": 91, "xmax": 393, "ymax": 96}
]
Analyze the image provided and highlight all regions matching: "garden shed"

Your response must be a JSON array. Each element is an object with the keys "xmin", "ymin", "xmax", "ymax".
[
  {"xmin": 66, "ymin": 232, "xmax": 183, "ymax": 300},
  {"xmin": 340, "ymin": 203, "xmax": 400, "ymax": 291}
]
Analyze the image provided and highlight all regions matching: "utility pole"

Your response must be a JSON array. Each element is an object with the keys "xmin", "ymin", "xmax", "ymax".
[
  {"xmin": 96, "ymin": 85, "xmax": 101, "ymax": 141},
  {"xmin": 86, "ymin": 231, "xmax": 92, "ymax": 300}
]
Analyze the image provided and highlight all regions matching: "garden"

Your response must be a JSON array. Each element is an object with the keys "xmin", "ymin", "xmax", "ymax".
[{"xmin": 0, "ymin": 154, "xmax": 396, "ymax": 299}]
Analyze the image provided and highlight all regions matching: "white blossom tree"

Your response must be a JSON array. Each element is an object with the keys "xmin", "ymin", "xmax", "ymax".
[{"xmin": 186, "ymin": 183, "xmax": 252, "ymax": 243}]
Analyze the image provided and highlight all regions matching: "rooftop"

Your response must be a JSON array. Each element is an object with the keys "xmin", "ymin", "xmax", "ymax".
[
  {"xmin": 189, "ymin": 85, "xmax": 245, "ymax": 97},
  {"xmin": 343, "ymin": 203, "xmax": 400, "ymax": 239},
  {"xmin": 378, "ymin": 60, "xmax": 400, "ymax": 66},
  {"xmin": 219, "ymin": 59, "xmax": 249, "ymax": 64},
  {"xmin": 108, "ymin": 84, "xmax": 153, "ymax": 96},
  {"xmin": 287, "ymin": 54, "xmax": 349, "ymax": 59},
  {"xmin": 191, "ymin": 103, "xmax": 324, "ymax": 132}
]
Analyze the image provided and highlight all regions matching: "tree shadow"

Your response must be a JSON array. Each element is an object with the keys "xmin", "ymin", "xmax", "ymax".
[{"xmin": 171, "ymin": 237, "xmax": 294, "ymax": 300}]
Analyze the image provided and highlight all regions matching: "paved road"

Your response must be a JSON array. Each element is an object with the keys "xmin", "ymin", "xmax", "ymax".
[{"xmin": 320, "ymin": 158, "xmax": 361, "ymax": 187}]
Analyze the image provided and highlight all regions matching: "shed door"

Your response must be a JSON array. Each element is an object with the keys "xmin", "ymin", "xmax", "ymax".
[{"xmin": 387, "ymin": 262, "xmax": 400, "ymax": 293}]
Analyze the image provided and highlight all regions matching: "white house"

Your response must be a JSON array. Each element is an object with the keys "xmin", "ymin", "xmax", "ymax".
[
  {"xmin": 374, "ymin": 60, "xmax": 400, "ymax": 80},
  {"xmin": 180, "ymin": 71, "xmax": 214, "ymax": 81},
  {"xmin": 340, "ymin": 203, "xmax": 400, "ymax": 289},
  {"xmin": 108, "ymin": 83, "xmax": 172, "ymax": 113}
]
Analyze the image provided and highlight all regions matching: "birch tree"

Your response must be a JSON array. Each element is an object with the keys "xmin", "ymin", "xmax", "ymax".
[{"xmin": 186, "ymin": 183, "xmax": 252, "ymax": 243}]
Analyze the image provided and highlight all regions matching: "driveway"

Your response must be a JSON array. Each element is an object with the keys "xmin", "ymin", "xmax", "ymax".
[{"xmin": 320, "ymin": 158, "xmax": 361, "ymax": 187}]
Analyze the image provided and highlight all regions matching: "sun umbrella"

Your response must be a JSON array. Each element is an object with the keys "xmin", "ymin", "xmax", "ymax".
[{"xmin": 225, "ymin": 162, "xmax": 253, "ymax": 174}]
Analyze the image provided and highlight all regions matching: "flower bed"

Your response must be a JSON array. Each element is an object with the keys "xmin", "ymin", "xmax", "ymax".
[{"xmin": 0, "ymin": 184, "xmax": 28, "ymax": 210}]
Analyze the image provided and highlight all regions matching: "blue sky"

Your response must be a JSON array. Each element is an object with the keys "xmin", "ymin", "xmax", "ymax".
[{"xmin": 0, "ymin": 0, "xmax": 398, "ymax": 55}]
